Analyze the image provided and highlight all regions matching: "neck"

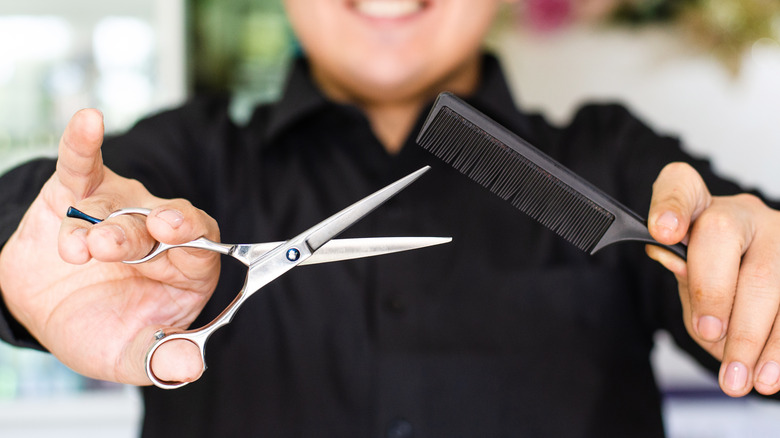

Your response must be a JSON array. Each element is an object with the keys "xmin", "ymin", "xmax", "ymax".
[
  {"xmin": 310, "ymin": 55, "xmax": 484, "ymax": 155},
  {"xmin": 366, "ymin": 63, "xmax": 482, "ymax": 154},
  {"xmin": 362, "ymin": 101, "xmax": 424, "ymax": 155}
]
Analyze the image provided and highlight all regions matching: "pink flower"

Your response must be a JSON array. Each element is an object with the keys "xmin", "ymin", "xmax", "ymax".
[
  {"xmin": 517, "ymin": 0, "xmax": 621, "ymax": 32},
  {"xmin": 523, "ymin": 0, "xmax": 573, "ymax": 32}
]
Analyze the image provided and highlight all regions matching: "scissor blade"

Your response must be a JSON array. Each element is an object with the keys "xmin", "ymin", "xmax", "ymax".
[
  {"xmin": 249, "ymin": 237, "xmax": 451, "ymax": 265},
  {"xmin": 304, "ymin": 166, "xmax": 430, "ymax": 252}
]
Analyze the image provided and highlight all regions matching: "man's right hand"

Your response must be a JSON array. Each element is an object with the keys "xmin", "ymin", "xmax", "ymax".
[{"xmin": 0, "ymin": 109, "xmax": 221, "ymax": 386}]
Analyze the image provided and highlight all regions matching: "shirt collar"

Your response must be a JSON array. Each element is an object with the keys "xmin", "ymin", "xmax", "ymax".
[
  {"xmin": 260, "ymin": 53, "xmax": 533, "ymax": 144},
  {"xmin": 262, "ymin": 57, "xmax": 330, "ymax": 143}
]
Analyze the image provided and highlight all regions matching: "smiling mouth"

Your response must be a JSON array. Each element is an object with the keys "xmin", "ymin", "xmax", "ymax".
[{"xmin": 350, "ymin": 0, "xmax": 428, "ymax": 19}]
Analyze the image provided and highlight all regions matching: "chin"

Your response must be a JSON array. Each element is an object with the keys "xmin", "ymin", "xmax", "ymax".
[
  {"xmin": 348, "ymin": 53, "xmax": 432, "ymax": 88},
  {"xmin": 347, "ymin": 70, "xmax": 430, "ymax": 102}
]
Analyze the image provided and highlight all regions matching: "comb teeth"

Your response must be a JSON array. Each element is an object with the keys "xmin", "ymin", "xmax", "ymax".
[{"xmin": 418, "ymin": 106, "xmax": 615, "ymax": 253}]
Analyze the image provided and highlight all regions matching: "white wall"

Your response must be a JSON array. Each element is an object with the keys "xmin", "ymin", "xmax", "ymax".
[{"xmin": 496, "ymin": 24, "xmax": 780, "ymax": 197}]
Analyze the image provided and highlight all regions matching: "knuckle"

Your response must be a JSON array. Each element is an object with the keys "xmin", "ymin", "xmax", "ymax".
[
  {"xmin": 763, "ymin": 335, "xmax": 780, "ymax": 354},
  {"xmin": 122, "ymin": 177, "xmax": 147, "ymax": 195},
  {"xmin": 689, "ymin": 291, "xmax": 725, "ymax": 309},
  {"xmin": 167, "ymin": 198, "xmax": 194, "ymax": 210},
  {"xmin": 728, "ymin": 330, "xmax": 764, "ymax": 351},
  {"xmin": 741, "ymin": 261, "xmax": 776, "ymax": 288},
  {"xmin": 161, "ymin": 199, "xmax": 201, "ymax": 222},
  {"xmin": 733, "ymin": 193, "xmax": 764, "ymax": 209},
  {"xmin": 694, "ymin": 209, "xmax": 742, "ymax": 236},
  {"xmin": 205, "ymin": 213, "xmax": 219, "ymax": 234},
  {"xmin": 689, "ymin": 285, "xmax": 732, "ymax": 309}
]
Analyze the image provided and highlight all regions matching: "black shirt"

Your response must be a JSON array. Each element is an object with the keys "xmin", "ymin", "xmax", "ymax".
[{"xmin": 0, "ymin": 55, "xmax": 755, "ymax": 437}]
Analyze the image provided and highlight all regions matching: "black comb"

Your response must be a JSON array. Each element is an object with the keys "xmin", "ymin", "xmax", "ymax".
[{"xmin": 416, "ymin": 92, "xmax": 686, "ymax": 259}]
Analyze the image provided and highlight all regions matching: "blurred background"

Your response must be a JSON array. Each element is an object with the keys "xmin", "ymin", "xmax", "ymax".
[{"xmin": 0, "ymin": 0, "xmax": 779, "ymax": 436}]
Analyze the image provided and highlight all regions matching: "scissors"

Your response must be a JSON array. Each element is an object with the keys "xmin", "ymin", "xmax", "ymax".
[{"xmin": 67, "ymin": 166, "xmax": 450, "ymax": 389}]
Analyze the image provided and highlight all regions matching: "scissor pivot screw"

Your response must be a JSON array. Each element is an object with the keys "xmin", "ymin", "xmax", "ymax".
[{"xmin": 286, "ymin": 248, "xmax": 300, "ymax": 262}]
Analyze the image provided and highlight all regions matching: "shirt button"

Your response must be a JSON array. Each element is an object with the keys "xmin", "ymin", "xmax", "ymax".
[{"xmin": 386, "ymin": 418, "xmax": 413, "ymax": 438}]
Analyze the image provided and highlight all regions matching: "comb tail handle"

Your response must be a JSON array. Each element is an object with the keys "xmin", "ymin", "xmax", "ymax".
[{"xmin": 591, "ymin": 206, "xmax": 687, "ymax": 260}]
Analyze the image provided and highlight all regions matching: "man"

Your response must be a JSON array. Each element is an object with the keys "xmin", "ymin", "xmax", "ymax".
[{"xmin": 2, "ymin": 1, "xmax": 780, "ymax": 436}]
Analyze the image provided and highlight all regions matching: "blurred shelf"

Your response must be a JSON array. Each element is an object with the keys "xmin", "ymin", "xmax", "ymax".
[
  {"xmin": 0, "ymin": 387, "xmax": 141, "ymax": 438},
  {"xmin": 664, "ymin": 396, "xmax": 780, "ymax": 438}
]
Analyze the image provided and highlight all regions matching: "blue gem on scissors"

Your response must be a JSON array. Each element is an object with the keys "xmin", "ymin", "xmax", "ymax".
[{"xmin": 286, "ymin": 248, "xmax": 301, "ymax": 262}]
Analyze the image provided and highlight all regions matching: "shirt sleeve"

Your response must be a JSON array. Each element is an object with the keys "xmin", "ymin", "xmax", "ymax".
[
  {"xmin": 560, "ymin": 102, "xmax": 780, "ymax": 386},
  {"xmin": 0, "ymin": 158, "xmax": 56, "ymax": 350},
  {"xmin": 101, "ymin": 95, "xmax": 235, "ymax": 209}
]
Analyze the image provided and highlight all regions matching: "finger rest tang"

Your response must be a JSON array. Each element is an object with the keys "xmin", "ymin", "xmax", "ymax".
[
  {"xmin": 66, "ymin": 206, "xmax": 154, "ymax": 223},
  {"xmin": 66, "ymin": 207, "xmax": 102, "ymax": 224},
  {"xmin": 66, "ymin": 206, "xmax": 165, "ymax": 263}
]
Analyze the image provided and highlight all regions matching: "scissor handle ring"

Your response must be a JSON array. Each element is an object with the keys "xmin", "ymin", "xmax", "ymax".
[
  {"xmin": 106, "ymin": 208, "xmax": 235, "ymax": 264},
  {"xmin": 145, "ymin": 329, "xmax": 208, "ymax": 389},
  {"xmin": 104, "ymin": 208, "xmax": 171, "ymax": 263},
  {"xmin": 106, "ymin": 207, "xmax": 152, "ymax": 219}
]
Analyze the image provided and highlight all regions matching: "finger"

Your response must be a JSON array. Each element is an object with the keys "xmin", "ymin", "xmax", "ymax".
[
  {"xmin": 146, "ymin": 200, "xmax": 219, "ymax": 244},
  {"xmin": 648, "ymin": 162, "xmax": 712, "ymax": 245},
  {"xmin": 87, "ymin": 213, "xmax": 158, "ymax": 262},
  {"xmin": 720, "ymin": 222, "xmax": 780, "ymax": 396},
  {"xmin": 55, "ymin": 109, "xmax": 105, "ymax": 199},
  {"xmin": 58, "ymin": 201, "xmax": 116, "ymax": 265},
  {"xmin": 647, "ymin": 243, "xmax": 693, "ymax": 332},
  {"xmin": 647, "ymin": 243, "xmax": 728, "ymax": 361},
  {"xmin": 59, "ymin": 200, "xmax": 157, "ymax": 264},
  {"xmin": 685, "ymin": 201, "xmax": 752, "ymax": 345},
  {"xmin": 645, "ymin": 244, "xmax": 687, "ymax": 278},
  {"xmin": 144, "ymin": 200, "xmax": 221, "ymax": 284},
  {"xmin": 754, "ymin": 312, "xmax": 780, "ymax": 395}
]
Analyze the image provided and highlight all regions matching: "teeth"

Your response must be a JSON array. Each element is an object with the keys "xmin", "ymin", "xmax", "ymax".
[{"xmin": 353, "ymin": 0, "xmax": 423, "ymax": 18}]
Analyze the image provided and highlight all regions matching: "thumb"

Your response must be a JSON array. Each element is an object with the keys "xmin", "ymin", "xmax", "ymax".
[
  {"xmin": 121, "ymin": 326, "xmax": 205, "ymax": 387},
  {"xmin": 648, "ymin": 162, "xmax": 712, "ymax": 245},
  {"xmin": 55, "ymin": 108, "xmax": 105, "ymax": 199},
  {"xmin": 150, "ymin": 336, "xmax": 206, "ymax": 386}
]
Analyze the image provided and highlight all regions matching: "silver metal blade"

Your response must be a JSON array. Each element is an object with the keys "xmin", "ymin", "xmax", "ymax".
[
  {"xmin": 305, "ymin": 236, "xmax": 450, "ymax": 265},
  {"xmin": 304, "ymin": 166, "xmax": 430, "ymax": 252},
  {"xmin": 247, "ymin": 237, "xmax": 451, "ymax": 265}
]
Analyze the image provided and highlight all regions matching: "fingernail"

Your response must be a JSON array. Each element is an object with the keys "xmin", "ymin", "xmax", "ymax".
[
  {"xmin": 697, "ymin": 315, "xmax": 724, "ymax": 342},
  {"xmin": 655, "ymin": 211, "xmax": 679, "ymax": 234},
  {"xmin": 758, "ymin": 361, "xmax": 780, "ymax": 387},
  {"xmin": 724, "ymin": 361, "xmax": 748, "ymax": 392},
  {"xmin": 156, "ymin": 209, "xmax": 183, "ymax": 229}
]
